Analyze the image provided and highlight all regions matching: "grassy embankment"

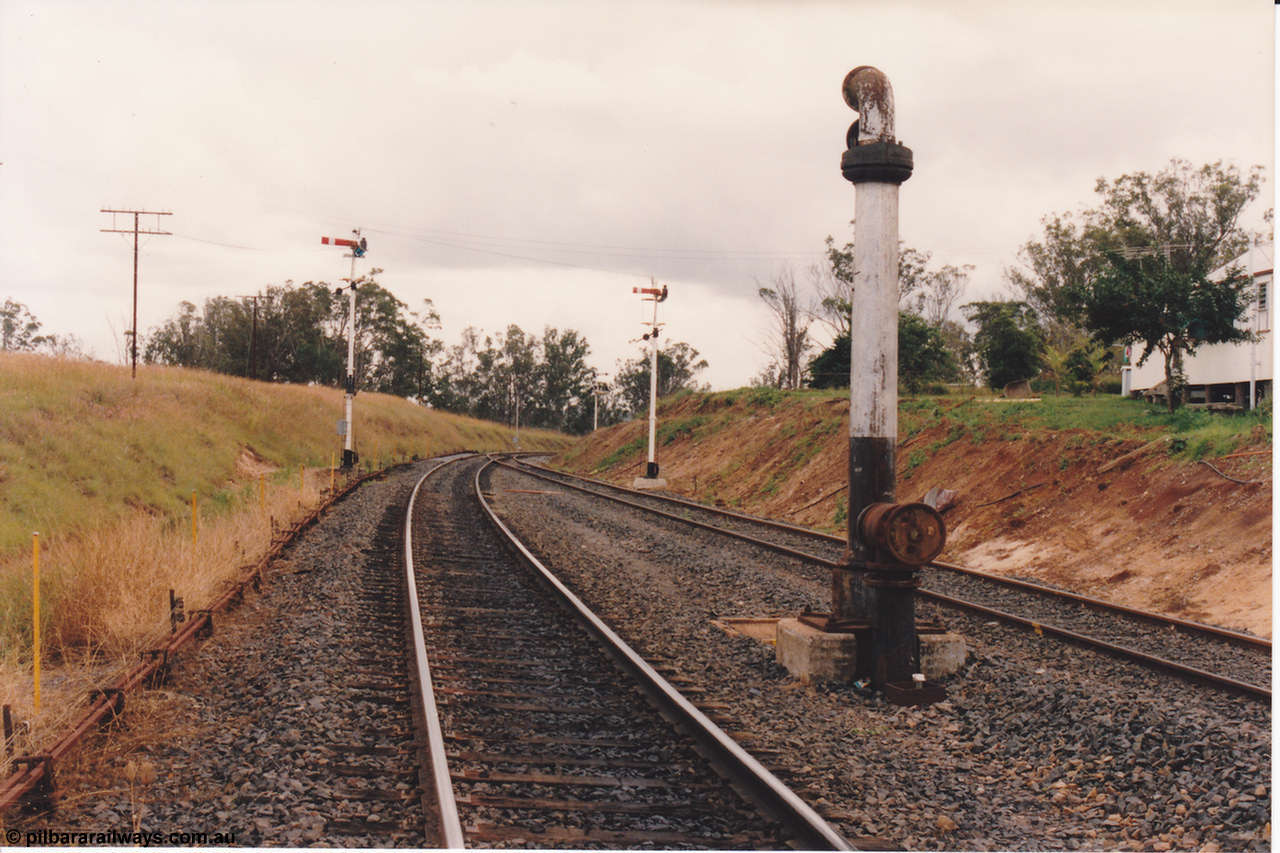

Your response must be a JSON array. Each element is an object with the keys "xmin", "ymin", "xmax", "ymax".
[
  {"xmin": 0, "ymin": 353, "xmax": 568, "ymax": 749},
  {"xmin": 557, "ymin": 386, "xmax": 1272, "ymax": 532}
]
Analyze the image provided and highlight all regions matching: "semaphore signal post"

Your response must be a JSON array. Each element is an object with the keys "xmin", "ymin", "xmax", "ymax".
[
  {"xmin": 632, "ymin": 280, "xmax": 668, "ymax": 490},
  {"xmin": 322, "ymin": 229, "xmax": 367, "ymax": 469}
]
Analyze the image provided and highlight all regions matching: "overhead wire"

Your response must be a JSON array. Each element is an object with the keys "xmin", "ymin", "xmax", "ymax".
[
  {"xmin": 171, "ymin": 233, "xmax": 266, "ymax": 251},
  {"xmin": 161, "ymin": 222, "xmax": 825, "ymax": 282},
  {"xmin": 364, "ymin": 223, "xmax": 821, "ymax": 258}
]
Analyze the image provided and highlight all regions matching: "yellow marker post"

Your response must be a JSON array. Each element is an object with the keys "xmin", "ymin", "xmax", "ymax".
[
  {"xmin": 330, "ymin": 452, "xmax": 336, "ymax": 493},
  {"xmin": 191, "ymin": 491, "xmax": 198, "ymax": 546},
  {"xmin": 32, "ymin": 532, "xmax": 40, "ymax": 712}
]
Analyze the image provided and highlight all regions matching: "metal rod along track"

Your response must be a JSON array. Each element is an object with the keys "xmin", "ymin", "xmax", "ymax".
[{"xmin": 0, "ymin": 460, "xmax": 412, "ymax": 815}]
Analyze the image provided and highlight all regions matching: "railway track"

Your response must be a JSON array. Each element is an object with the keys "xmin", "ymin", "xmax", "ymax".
[
  {"xmin": 496, "ymin": 457, "xmax": 1271, "ymax": 701},
  {"xmin": 403, "ymin": 454, "xmax": 853, "ymax": 849}
]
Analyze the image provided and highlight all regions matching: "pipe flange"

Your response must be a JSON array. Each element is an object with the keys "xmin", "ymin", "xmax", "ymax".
[{"xmin": 841, "ymin": 142, "xmax": 914, "ymax": 185}]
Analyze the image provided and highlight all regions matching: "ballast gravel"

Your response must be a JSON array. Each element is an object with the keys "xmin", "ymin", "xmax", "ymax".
[
  {"xmin": 488, "ymin": 464, "xmax": 1271, "ymax": 852},
  {"xmin": 9, "ymin": 463, "xmax": 434, "ymax": 848}
]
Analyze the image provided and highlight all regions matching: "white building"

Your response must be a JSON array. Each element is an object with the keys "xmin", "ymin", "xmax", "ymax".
[{"xmin": 1122, "ymin": 241, "xmax": 1273, "ymax": 409}]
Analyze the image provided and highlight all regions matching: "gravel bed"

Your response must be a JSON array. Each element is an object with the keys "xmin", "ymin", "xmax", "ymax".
[
  {"xmin": 9, "ymin": 463, "xmax": 436, "ymax": 848},
  {"xmin": 489, "ymin": 463, "xmax": 1271, "ymax": 851},
  {"xmin": 517, "ymin": 462, "xmax": 1271, "ymax": 693}
]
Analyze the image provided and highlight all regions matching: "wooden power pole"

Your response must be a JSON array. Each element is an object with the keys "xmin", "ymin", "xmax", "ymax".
[{"xmin": 100, "ymin": 209, "xmax": 172, "ymax": 378}]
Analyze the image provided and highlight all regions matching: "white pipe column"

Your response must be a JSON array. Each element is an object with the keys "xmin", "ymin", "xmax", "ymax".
[
  {"xmin": 850, "ymin": 181, "xmax": 901, "ymax": 450},
  {"xmin": 837, "ymin": 66, "xmax": 917, "ymax": 687}
]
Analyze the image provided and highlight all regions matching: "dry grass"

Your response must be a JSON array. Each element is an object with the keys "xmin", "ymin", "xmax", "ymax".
[{"xmin": 0, "ymin": 352, "xmax": 570, "ymax": 773}]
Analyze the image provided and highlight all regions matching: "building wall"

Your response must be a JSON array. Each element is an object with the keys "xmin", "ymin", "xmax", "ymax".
[{"xmin": 1128, "ymin": 269, "xmax": 1272, "ymax": 393}]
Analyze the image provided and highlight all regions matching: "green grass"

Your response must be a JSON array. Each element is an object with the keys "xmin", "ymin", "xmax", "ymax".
[
  {"xmin": 746, "ymin": 386, "xmax": 785, "ymax": 408},
  {"xmin": 0, "ymin": 352, "xmax": 574, "ymax": 712},
  {"xmin": 596, "ymin": 435, "xmax": 647, "ymax": 470},
  {"xmin": 0, "ymin": 353, "xmax": 570, "ymax": 552},
  {"xmin": 897, "ymin": 392, "xmax": 1270, "ymax": 457},
  {"xmin": 657, "ymin": 415, "xmax": 710, "ymax": 445},
  {"xmin": 902, "ymin": 449, "xmax": 927, "ymax": 480}
]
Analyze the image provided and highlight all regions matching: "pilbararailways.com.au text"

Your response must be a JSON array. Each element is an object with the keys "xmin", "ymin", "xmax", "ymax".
[{"xmin": 8, "ymin": 827, "xmax": 236, "ymax": 846}]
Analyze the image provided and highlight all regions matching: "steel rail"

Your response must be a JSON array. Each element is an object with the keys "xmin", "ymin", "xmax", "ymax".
[
  {"xmin": 492, "ymin": 458, "xmax": 1270, "ymax": 702},
  {"xmin": 511, "ymin": 458, "xmax": 1271, "ymax": 651},
  {"xmin": 919, "ymin": 588, "xmax": 1271, "ymax": 700},
  {"xmin": 0, "ymin": 456, "xmax": 442, "ymax": 815},
  {"xmin": 474, "ymin": 457, "xmax": 854, "ymax": 851},
  {"xmin": 402, "ymin": 456, "xmax": 468, "ymax": 848},
  {"xmin": 928, "ymin": 560, "xmax": 1271, "ymax": 650}
]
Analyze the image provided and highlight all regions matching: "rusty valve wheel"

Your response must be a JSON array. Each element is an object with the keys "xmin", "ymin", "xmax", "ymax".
[{"xmin": 857, "ymin": 502, "xmax": 946, "ymax": 565}]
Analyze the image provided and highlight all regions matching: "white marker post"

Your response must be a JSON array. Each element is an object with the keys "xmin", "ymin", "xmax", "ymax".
[
  {"xmin": 322, "ymin": 230, "xmax": 367, "ymax": 469},
  {"xmin": 592, "ymin": 379, "xmax": 607, "ymax": 432},
  {"xmin": 632, "ymin": 281, "xmax": 668, "ymax": 489}
]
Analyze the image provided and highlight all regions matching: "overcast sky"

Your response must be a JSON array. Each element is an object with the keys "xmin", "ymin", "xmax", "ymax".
[{"xmin": 1, "ymin": 1, "xmax": 1274, "ymax": 389}]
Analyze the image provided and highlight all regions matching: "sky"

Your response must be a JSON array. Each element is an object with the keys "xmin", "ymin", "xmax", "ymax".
[{"xmin": 1, "ymin": 1, "xmax": 1274, "ymax": 390}]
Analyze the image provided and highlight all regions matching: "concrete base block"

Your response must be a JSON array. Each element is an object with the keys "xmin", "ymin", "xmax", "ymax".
[
  {"xmin": 631, "ymin": 477, "xmax": 668, "ymax": 490},
  {"xmin": 775, "ymin": 618, "xmax": 858, "ymax": 683},
  {"xmin": 920, "ymin": 632, "xmax": 967, "ymax": 678}
]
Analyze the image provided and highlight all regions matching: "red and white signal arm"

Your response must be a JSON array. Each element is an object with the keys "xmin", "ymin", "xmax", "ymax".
[
  {"xmin": 632, "ymin": 284, "xmax": 669, "ymax": 302},
  {"xmin": 322, "ymin": 235, "xmax": 368, "ymax": 257}
]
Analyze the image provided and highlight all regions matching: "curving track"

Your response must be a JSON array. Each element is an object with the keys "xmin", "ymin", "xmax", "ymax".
[
  {"xmin": 495, "ymin": 457, "xmax": 1270, "ymax": 701},
  {"xmin": 402, "ymin": 454, "xmax": 853, "ymax": 849}
]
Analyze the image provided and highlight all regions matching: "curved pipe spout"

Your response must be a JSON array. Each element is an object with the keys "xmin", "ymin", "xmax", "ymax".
[{"xmin": 842, "ymin": 65, "xmax": 895, "ymax": 144}]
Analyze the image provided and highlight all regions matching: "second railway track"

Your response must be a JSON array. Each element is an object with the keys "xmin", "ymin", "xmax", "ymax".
[{"xmin": 496, "ymin": 457, "xmax": 1271, "ymax": 700}]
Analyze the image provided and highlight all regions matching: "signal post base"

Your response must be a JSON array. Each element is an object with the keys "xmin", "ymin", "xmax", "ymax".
[
  {"xmin": 776, "ymin": 615, "xmax": 966, "ymax": 690},
  {"xmin": 631, "ymin": 476, "xmax": 669, "ymax": 490}
]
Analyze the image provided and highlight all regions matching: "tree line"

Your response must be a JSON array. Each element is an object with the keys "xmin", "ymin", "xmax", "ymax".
[
  {"xmin": 5, "ymin": 158, "xmax": 1266, "ymax": 419},
  {"xmin": 756, "ymin": 158, "xmax": 1269, "ymax": 410},
  {"xmin": 136, "ymin": 274, "xmax": 708, "ymax": 434}
]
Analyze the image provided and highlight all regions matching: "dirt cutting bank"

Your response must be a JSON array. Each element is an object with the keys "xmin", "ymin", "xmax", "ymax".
[{"xmin": 555, "ymin": 389, "xmax": 1272, "ymax": 638}]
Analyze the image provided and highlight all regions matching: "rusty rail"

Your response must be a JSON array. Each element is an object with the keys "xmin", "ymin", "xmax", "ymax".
[{"xmin": 0, "ymin": 456, "xmax": 428, "ymax": 814}]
